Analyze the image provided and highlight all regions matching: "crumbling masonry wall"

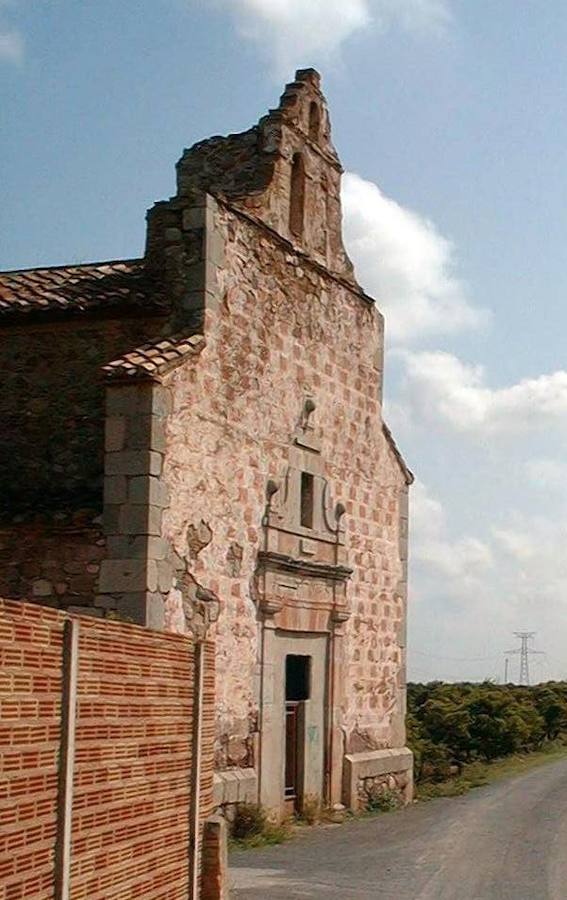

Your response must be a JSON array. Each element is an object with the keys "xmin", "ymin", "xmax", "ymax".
[
  {"xmin": 149, "ymin": 69, "xmax": 411, "ymax": 792},
  {"xmin": 0, "ymin": 319, "xmax": 162, "ymax": 516},
  {"xmin": 160, "ymin": 200, "xmax": 408, "ymax": 771},
  {"xmin": 0, "ymin": 520, "xmax": 105, "ymax": 612},
  {"xmin": 0, "ymin": 317, "xmax": 163, "ymax": 610}
]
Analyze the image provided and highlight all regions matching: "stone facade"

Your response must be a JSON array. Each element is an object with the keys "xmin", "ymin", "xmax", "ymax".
[
  {"xmin": 0, "ymin": 310, "xmax": 164, "ymax": 611},
  {"xmin": 0, "ymin": 518, "xmax": 106, "ymax": 612},
  {"xmin": 0, "ymin": 69, "xmax": 413, "ymax": 815},
  {"xmin": 0, "ymin": 308, "xmax": 163, "ymax": 517}
]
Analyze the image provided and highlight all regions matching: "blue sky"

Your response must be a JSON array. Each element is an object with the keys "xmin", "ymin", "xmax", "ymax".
[{"xmin": 3, "ymin": 0, "xmax": 567, "ymax": 682}]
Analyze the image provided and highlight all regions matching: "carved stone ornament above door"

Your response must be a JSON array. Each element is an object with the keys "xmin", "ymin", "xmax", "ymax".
[{"xmin": 256, "ymin": 398, "xmax": 352, "ymax": 632}]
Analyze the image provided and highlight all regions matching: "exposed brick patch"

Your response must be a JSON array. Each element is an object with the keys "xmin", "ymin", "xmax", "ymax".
[{"xmin": 225, "ymin": 543, "xmax": 243, "ymax": 578}]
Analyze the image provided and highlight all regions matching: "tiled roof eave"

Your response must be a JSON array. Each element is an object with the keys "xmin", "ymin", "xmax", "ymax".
[
  {"xmin": 102, "ymin": 333, "xmax": 206, "ymax": 383},
  {"xmin": 0, "ymin": 259, "xmax": 168, "ymax": 321}
]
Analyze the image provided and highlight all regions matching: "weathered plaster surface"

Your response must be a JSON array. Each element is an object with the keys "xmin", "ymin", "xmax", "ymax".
[{"xmin": 161, "ymin": 202, "xmax": 408, "ymax": 766}]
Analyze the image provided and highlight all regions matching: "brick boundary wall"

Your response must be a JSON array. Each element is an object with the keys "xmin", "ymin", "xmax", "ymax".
[{"xmin": 0, "ymin": 598, "xmax": 216, "ymax": 899}]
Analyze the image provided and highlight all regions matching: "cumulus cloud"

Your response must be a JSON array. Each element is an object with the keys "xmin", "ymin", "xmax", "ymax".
[
  {"xmin": 492, "ymin": 527, "xmax": 537, "ymax": 562},
  {"xmin": 491, "ymin": 517, "xmax": 567, "ymax": 580},
  {"xmin": 411, "ymin": 480, "xmax": 493, "ymax": 582},
  {"xmin": 398, "ymin": 350, "xmax": 567, "ymax": 434},
  {"xmin": 216, "ymin": 0, "xmax": 452, "ymax": 75},
  {"xmin": 525, "ymin": 458, "xmax": 567, "ymax": 491},
  {"xmin": 0, "ymin": 27, "xmax": 23, "ymax": 63},
  {"xmin": 488, "ymin": 515, "xmax": 567, "ymax": 636},
  {"xmin": 342, "ymin": 173, "xmax": 488, "ymax": 343},
  {"xmin": 409, "ymin": 482, "xmax": 567, "ymax": 682}
]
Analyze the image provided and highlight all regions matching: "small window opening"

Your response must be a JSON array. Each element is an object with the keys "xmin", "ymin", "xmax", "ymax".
[
  {"xmin": 286, "ymin": 655, "xmax": 311, "ymax": 701},
  {"xmin": 308, "ymin": 101, "xmax": 321, "ymax": 143},
  {"xmin": 289, "ymin": 152, "xmax": 305, "ymax": 238},
  {"xmin": 300, "ymin": 471, "xmax": 314, "ymax": 529}
]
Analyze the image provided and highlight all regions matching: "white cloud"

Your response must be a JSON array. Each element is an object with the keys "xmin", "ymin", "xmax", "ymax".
[
  {"xmin": 409, "ymin": 483, "xmax": 567, "ymax": 682},
  {"xmin": 398, "ymin": 349, "xmax": 567, "ymax": 434},
  {"xmin": 411, "ymin": 480, "xmax": 493, "ymax": 582},
  {"xmin": 0, "ymin": 0, "xmax": 24, "ymax": 65},
  {"xmin": 216, "ymin": 0, "xmax": 452, "ymax": 75},
  {"xmin": 342, "ymin": 173, "xmax": 488, "ymax": 343},
  {"xmin": 492, "ymin": 526, "xmax": 537, "ymax": 562},
  {"xmin": 488, "ymin": 515, "xmax": 567, "ymax": 643},
  {"xmin": 411, "ymin": 478, "xmax": 445, "ymax": 534},
  {"xmin": 525, "ymin": 458, "xmax": 567, "ymax": 490},
  {"xmin": 372, "ymin": 0, "xmax": 452, "ymax": 34},
  {"xmin": 0, "ymin": 27, "xmax": 23, "ymax": 63}
]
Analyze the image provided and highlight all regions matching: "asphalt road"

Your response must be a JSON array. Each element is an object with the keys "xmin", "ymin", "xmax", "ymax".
[{"xmin": 230, "ymin": 757, "xmax": 567, "ymax": 899}]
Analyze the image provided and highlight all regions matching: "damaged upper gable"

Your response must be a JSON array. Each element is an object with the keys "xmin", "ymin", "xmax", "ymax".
[{"xmin": 172, "ymin": 68, "xmax": 356, "ymax": 282}]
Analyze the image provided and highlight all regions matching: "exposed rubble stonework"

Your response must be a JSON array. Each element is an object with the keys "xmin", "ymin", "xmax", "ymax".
[
  {"xmin": 0, "ymin": 519, "xmax": 106, "ymax": 612},
  {"xmin": 0, "ymin": 314, "xmax": 164, "ymax": 517},
  {"xmin": 0, "ymin": 69, "xmax": 413, "ymax": 816}
]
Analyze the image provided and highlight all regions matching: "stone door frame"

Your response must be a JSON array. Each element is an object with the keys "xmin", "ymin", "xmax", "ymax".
[
  {"xmin": 255, "ymin": 401, "xmax": 352, "ymax": 818},
  {"xmin": 258, "ymin": 629, "xmax": 330, "ymax": 816}
]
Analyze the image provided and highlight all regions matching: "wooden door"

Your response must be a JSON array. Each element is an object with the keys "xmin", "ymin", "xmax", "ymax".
[{"xmin": 285, "ymin": 700, "xmax": 301, "ymax": 812}]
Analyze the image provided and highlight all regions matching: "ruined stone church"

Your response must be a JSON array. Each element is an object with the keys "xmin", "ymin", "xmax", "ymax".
[{"xmin": 0, "ymin": 70, "xmax": 413, "ymax": 816}]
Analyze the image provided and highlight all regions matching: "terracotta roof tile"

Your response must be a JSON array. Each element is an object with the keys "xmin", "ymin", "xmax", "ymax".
[
  {"xmin": 0, "ymin": 259, "xmax": 167, "ymax": 320},
  {"xmin": 102, "ymin": 333, "xmax": 205, "ymax": 381}
]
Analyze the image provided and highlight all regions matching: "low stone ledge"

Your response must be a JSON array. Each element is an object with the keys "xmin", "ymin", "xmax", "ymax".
[
  {"xmin": 343, "ymin": 747, "xmax": 413, "ymax": 810},
  {"xmin": 213, "ymin": 767, "xmax": 257, "ymax": 809}
]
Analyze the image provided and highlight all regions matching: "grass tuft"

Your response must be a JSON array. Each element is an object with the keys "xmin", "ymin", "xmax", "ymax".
[{"xmin": 229, "ymin": 803, "xmax": 293, "ymax": 851}]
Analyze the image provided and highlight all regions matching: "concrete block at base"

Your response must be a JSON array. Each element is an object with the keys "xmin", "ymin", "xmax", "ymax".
[
  {"xmin": 214, "ymin": 771, "xmax": 238, "ymax": 806},
  {"xmin": 343, "ymin": 747, "xmax": 414, "ymax": 810},
  {"xmin": 213, "ymin": 768, "xmax": 257, "ymax": 808}
]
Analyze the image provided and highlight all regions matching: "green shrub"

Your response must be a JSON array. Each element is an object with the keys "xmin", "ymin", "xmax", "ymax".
[
  {"xmin": 298, "ymin": 793, "xmax": 321, "ymax": 825},
  {"xmin": 365, "ymin": 787, "xmax": 400, "ymax": 813},
  {"xmin": 230, "ymin": 803, "xmax": 293, "ymax": 849},
  {"xmin": 231, "ymin": 803, "xmax": 267, "ymax": 840},
  {"xmin": 407, "ymin": 679, "xmax": 567, "ymax": 785}
]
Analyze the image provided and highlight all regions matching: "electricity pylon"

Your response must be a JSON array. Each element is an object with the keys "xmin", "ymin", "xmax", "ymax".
[{"xmin": 504, "ymin": 632, "xmax": 544, "ymax": 686}]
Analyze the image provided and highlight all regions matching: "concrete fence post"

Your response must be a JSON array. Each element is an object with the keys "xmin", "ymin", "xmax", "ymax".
[
  {"xmin": 200, "ymin": 816, "xmax": 229, "ymax": 900},
  {"xmin": 54, "ymin": 617, "xmax": 80, "ymax": 900},
  {"xmin": 190, "ymin": 639, "xmax": 205, "ymax": 899}
]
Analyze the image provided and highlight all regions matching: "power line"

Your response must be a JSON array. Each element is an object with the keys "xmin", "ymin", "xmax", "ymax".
[{"xmin": 413, "ymin": 649, "xmax": 501, "ymax": 663}]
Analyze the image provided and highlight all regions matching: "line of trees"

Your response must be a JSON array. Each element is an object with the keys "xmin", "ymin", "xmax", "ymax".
[{"xmin": 407, "ymin": 681, "xmax": 567, "ymax": 782}]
